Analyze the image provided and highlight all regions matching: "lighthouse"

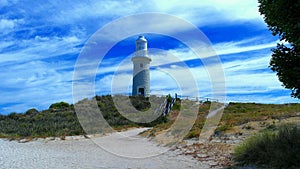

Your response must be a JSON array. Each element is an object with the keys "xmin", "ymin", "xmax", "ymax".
[{"xmin": 132, "ymin": 36, "xmax": 151, "ymax": 97}]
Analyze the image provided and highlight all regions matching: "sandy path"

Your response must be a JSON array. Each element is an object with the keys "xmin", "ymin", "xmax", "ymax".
[{"xmin": 0, "ymin": 128, "xmax": 210, "ymax": 169}]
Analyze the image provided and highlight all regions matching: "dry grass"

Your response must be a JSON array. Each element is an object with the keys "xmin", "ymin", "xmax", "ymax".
[{"xmin": 145, "ymin": 101, "xmax": 300, "ymax": 139}]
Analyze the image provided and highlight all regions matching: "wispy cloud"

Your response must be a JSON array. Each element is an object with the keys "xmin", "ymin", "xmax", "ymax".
[
  {"xmin": 0, "ymin": 0, "xmax": 299, "ymax": 114},
  {"xmin": 0, "ymin": 60, "xmax": 74, "ymax": 113},
  {"xmin": 0, "ymin": 35, "xmax": 83, "ymax": 64},
  {"xmin": 214, "ymin": 38, "xmax": 278, "ymax": 56},
  {"xmin": 94, "ymin": 43, "xmax": 297, "ymax": 105},
  {"xmin": 152, "ymin": 0, "xmax": 264, "ymax": 25}
]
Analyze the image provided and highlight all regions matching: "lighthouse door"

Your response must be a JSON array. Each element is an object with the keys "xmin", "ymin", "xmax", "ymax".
[{"xmin": 138, "ymin": 88, "xmax": 145, "ymax": 96}]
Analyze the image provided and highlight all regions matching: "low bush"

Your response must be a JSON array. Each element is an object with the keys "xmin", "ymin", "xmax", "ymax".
[
  {"xmin": 233, "ymin": 123, "xmax": 300, "ymax": 168},
  {"xmin": 49, "ymin": 102, "xmax": 70, "ymax": 109}
]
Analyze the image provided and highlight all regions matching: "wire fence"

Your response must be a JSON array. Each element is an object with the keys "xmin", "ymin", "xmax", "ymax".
[
  {"xmin": 110, "ymin": 93, "xmax": 218, "ymax": 102},
  {"xmin": 176, "ymin": 95, "xmax": 219, "ymax": 102},
  {"xmin": 109, "ymin": 93, "xmax": 220, "ymax": 116}
]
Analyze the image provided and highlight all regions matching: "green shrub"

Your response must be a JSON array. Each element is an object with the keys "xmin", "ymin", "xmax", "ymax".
[
  {"xmin": 49, "ymin": 102, "xmax": 70, "ymax": 109},
  {"xmin": 129, "ymin": 96, "xmax": 151, "ymax": 111},
  {"xmin": 233, "ymin": 123, "xmax": 300, "ymax": 168},
  {"xmin": 216, "ymin": 124, "xmax": 233, "ymax": 132},
  {"xmin": 185, "ymin": 129, "xmax": 200, "ymax": 139},
  {"xmin": 172, "ymin": 100, "xmax": 181, "ymax": 110},
  {"xmin": 25, "ymin": 108, "xmax": 39, "ymax": 116}
]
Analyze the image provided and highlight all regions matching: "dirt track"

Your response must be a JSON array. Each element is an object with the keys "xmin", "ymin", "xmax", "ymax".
[{"xmin": 0, "ymin": 128, "xmax": 211, "ymax": 169}]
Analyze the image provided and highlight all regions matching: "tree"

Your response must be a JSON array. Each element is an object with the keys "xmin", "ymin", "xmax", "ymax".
[{"xmin": 258, "ymin": 0, "xmax": 300, "ymax": 98}]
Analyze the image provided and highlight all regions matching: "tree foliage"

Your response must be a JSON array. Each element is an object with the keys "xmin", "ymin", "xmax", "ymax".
[{"xmin": 258, "ymin": 0, "xmax": 300, "ymax": 98}]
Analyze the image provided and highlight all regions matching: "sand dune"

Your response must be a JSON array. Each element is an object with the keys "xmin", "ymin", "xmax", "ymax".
[{"xmin": 0, "ymin": 128, "xmax": 210, "ymax": 169}]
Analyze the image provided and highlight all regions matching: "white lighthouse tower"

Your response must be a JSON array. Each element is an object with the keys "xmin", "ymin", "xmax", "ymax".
[{"xmin": 132, "ymin": 36, "xmax": 151, "ymax": 97}]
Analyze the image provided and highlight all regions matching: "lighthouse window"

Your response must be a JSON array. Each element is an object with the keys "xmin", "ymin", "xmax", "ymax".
[{"xmin": 140, "ymin": 63, "xmax": 143, "ymax": 68}]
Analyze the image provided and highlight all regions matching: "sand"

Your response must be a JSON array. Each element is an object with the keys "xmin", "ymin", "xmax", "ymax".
[{"xmin": 0, "ymin": 128, "xmax": 210, "ymax": 169}]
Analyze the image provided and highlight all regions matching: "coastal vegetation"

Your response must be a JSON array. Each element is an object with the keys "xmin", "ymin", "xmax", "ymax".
[
  {"xmin": 0, "ymin": 95, "xmax": 167, "ymax": 139},
  {"xmin": 233, "ymin": 123, "xmax": 300, "ymax": 168},
  {"xmin": 145, "ymin": 101, "xmax": 300, "ymax": 139},
  {"xmin": 1, "ymin": 97, "xmax": 299, "ymax": 140},
  {"xmin": 141, "ymin": 100, "xmax": 300, "ymax": 168},
  {"xmin": 0, "ymin": 103, "xmax": 83, "ymax": 138}
]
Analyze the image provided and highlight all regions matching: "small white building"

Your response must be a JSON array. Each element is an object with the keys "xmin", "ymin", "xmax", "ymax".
[{"xmin": 131, "ymin": 36, "xmax": 151, "ymax": 97}]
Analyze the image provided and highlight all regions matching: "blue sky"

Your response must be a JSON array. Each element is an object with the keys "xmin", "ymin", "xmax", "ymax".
[{"xmin": 0, "ymin": 0, "xmax": 299, "ymax": 114}]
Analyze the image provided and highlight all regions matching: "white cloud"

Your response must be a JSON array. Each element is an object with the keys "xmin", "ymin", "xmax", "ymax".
[
  {"xmin": 151, "ymin": 0, "xmax": 264, "ymax": 25},
  {"xmin": 0, "ymin": 35, "xmax": 83, "ymax": 64},
  {"xmin": 11, "ymin": 0, "xmax": 263, "ymax": 29},
  {"xmin": 0, "ymin": 60, "xmax": 74, "ymax": 113},
  {"xmin": 0, "ymin": 19, "xmax": 15, "ymax": 29},
  {"xmin": 148, "ymin": 36, "xmax": 276, "ymax": 67},
  {"xmin": 94, "ymin": 73, "xmax": 132, "ymax": 97},
  {"xmin": 0, "ymin": 19, "xmax": 24, "ymax": 34},
  {"xmin": 0, "ymin": 41, "xmax": 14, "ymax": 52},
  {"xmin": 224, "ymin": 54, "xmax": 270, "ymax": 73},
  {"xmin": 93, "ymin": 36, "xmax": 277, "ymax": 83},
  {"xmin": 45, "ymin": 0, "xmax": 152, "ymax": 25},
  {"xmin": 214, "ymin": 39, "xmax": 278, "ymax": 56}
]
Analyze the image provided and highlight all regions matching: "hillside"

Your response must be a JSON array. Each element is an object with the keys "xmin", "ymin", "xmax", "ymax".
[
  {"xmin": 1, "ymin": 96, "xmax": 299, "ymax": 142},
  {"xmin": 144, "ymin": 101, "xmax": 300, "ymax": 138},
  {"xmin": 0, "ymin": 95, "xmax": 167, "ymax": 139},
  {"xmin": 142, "ymin": 101, "xmax": 300, "ymax": 168}
]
